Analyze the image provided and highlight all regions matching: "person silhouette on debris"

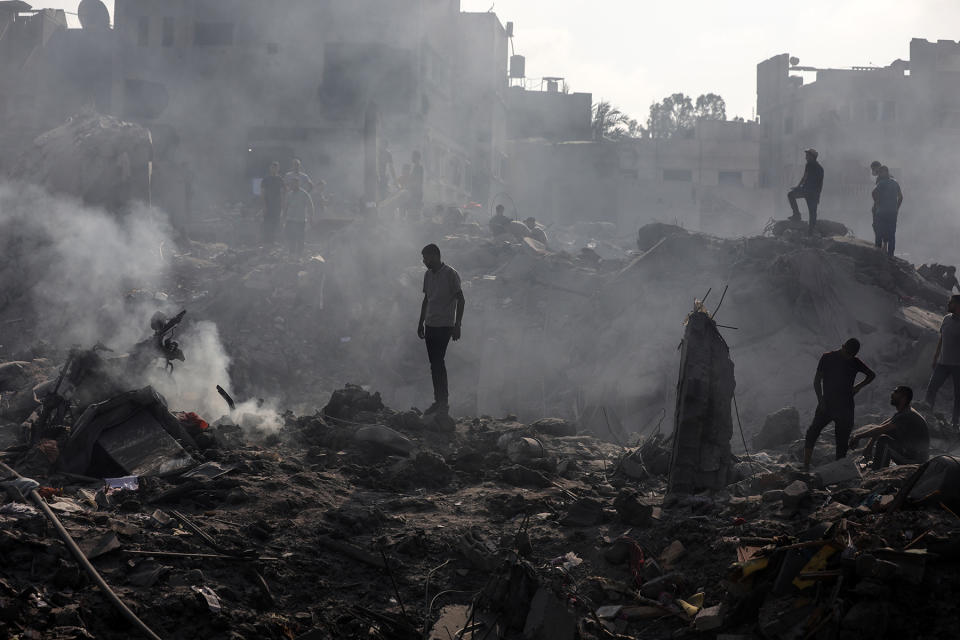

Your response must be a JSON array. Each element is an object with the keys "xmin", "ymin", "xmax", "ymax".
[
  {"xmin": 417, "ymin": 244, "xmax": 465, "ymax": 417},
  {"xmin": 787, "ymin": 148, "xmax": 824, "ymax": 234},
  {"xmin": 803, "ymin": 338, "xmax": 876, "ymax": 469}
]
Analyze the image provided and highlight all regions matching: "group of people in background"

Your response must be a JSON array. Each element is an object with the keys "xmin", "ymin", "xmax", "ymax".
[
  {"xmin": 785, "ymin": 150, "xmax": 904, "ymax": 255},
  {"xmin": 260, "ymin": 158, "xmax": 325, "ymax": 256}
]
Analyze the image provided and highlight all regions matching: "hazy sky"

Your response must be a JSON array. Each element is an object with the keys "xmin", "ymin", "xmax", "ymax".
[{"xmin": 45, "ymin": 0, "xmax": 960, "ymax": 121}]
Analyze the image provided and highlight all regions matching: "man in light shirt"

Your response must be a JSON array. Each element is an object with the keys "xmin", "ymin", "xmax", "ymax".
[
  {"xmin": 417, "ymin": 244, "xmax": 465, "ymax": 416},
  {"xmin": 283, "ymin": 176, "xmax": 314, "ymax": 257}
]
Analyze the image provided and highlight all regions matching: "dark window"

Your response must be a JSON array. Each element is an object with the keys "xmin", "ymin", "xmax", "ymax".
[
  {"xmin": 194, "ymin": 22, "xmax": 234, "ymax": 46},
  {"xmin": 718, "ymin": 171, "xmax": 743, "ymax": 186},
  {"xmin": 162, "ymin": 17, "xmax": 174, "ymax": 47},
  {"xmin": 881, "ymin": 100, "xmax": 896, "ymax": 122},
  {"xmin": 137, "ymin": 17, "xmax": 149, "ymax": 46},
  {"xmin": 663, "ymin": 169, "xmax": 693, "ymax": 182}
]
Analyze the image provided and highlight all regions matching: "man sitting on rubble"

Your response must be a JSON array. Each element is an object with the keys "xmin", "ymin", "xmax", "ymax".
[
  {"xmin": 489, "ymin": 204, "xmax": 510, "ymax": 236},
  {"xmin": 803, "ymin": 338, "xmax": 876, "ymax": 469},
  {"xmin": 849, "ymin": 385, "xmax": 929, "ymax": 469},
  {"xmin": 787, "ymin": 148, "xmax": 824, "ymax": 234},
  {"xmin": 417, "ymin": 244, "xmax": 465, "ymax": 417},
  {"xmin": 524, "ymin": 217, "xmax": 548, "ymax": 246},
  {"xmin": 872, "ymin": 165, "xmax": 903, "ymax": 257}
]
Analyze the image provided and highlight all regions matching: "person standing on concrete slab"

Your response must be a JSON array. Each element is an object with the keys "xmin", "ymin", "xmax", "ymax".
[
  {"xmin": 871, "ymin": 166, "xmax": 903, "ymax": 257},
  {"xmin": 261, "ymin": 161, "xmax": 285, "ymax": 245},
  {"xmin": 283, "ymin": 176, "xmax": 314, "ymax": 257},
  {"xmin": 417, "ymin": 244, "xmax": 465, "ymax": 416},
  {"xmin": 849, "ymin": 386, "xmax": 929, "ymax": 469},
  {"xmin": 924, "ymin": 294, "xmax": 960, "ymax": 430},
  {"xmin": 803, "ymin": 338, "xmax": 876, "ymax": 468},
  {"xmin": 787, "ymin": 149, "xmax": 824, "ymax": 233}
]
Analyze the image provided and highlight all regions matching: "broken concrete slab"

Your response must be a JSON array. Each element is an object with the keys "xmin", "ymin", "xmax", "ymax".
[
  {"xmin": 668, "ymin": 310, "xmax": 735, "ymax": 494},
  {"xmin": 752, "ymin": 406, "xmax": 800, "ymax": 450},
  {"xmin": 812, "ymin": 457, "xmax": 860, "ymax": 486},
  {"xmin": 353, "ymin": 425, "xmax": 413, "ymax": 456}
]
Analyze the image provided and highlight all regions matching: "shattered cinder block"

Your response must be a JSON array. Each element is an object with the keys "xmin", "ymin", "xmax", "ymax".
[{"xmin": 668, "ymin": 310, "xmax": 735, "ymax": 494}]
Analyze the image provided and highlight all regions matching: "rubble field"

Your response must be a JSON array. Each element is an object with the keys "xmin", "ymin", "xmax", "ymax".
[
  {"xmin": 2, "ymin": 210, "xmax": 960, "ymax": 640},
  {"xmin": 1, "ymin": 381, "xmax": 960, "ymax": 640}
]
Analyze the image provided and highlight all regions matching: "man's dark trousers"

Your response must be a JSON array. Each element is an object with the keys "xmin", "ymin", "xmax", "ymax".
[
  {"xmin": 876, "ymin": 212, "xmax": 897, "ymax": 256},
  {"xmin": 925, "ymin": 364, "xmax": 960, "ymax": 428},
  {"xmin": 788, "ymin": 187, "xmax": 818, "ymax": 230},
  {"xmin": 424, "ymin": 326, "xmax": 453, "ymax": 405},
  {"xmin": 805, "ymin": 399, "xmax": 854, "ymax": 459}
]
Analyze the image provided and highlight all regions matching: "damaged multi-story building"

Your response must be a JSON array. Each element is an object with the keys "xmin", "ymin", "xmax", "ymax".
[
  {"xmin": 109, "ymin": 0, "xmax": 509, "ymax": 219},
  {"xmin": 0, "ymin": 1, "xmax": 113, "ymax": 174},
  {"xmin": 508, "ymin": 116, "xmax": 767, "ymax": 236}
]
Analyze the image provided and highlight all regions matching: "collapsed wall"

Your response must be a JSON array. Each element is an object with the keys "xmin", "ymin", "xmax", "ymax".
[{"xmin": 667, "ymin": 308, "xmax": 735, "ymax": 494}]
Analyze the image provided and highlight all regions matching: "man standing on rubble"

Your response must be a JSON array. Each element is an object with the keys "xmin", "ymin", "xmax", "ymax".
[
  {"xmin": 849, "ymin": 386, "xmax": 929, "ymax": 469},
  {"xmin": 872, "ymin": 166, "xmax": 903, "ymax": 257},
  {"xmin": 417, "ymin": 244, "xmax": 465, "ymax": 416},
  {"xmin": 261, "ymin": 161, "xmax": 285, "ymax": 245},
  {"xmin": 283, "ymin": 176, "xmax": 314, "ymax": 257},
  {"xmin": 870, "ymin": 160, "xmax": 882, "ymax": 248},
  {"xmin": 787, "ymin": 148, "xmax": 824, "ymax": 233},
  {"xmin": 924, "ymin": 294, "xmax": 960, "ymax": 431},
  {"xmin": 803, "ymin": 338, "xmax": 876, "ymax": 468}
]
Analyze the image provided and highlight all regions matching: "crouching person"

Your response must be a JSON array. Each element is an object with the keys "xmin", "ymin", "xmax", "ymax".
[{"xmin": 849, "ymin": 385, "xmax": 929, "ymax": 470}]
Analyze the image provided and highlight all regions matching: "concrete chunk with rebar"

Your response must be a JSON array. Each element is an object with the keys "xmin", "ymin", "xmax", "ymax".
[{"xmin": 667, "ymin": 309, "xmax": 735, "ymax": 494}]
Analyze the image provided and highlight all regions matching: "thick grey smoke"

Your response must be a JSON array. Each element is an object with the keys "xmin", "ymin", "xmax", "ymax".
[
  {"xmin": 0, "ymin": 181, "xmax": 170, "ymax": 349},
  {"xmin": 0, "ymin": 181, "xmax": 282, "ymax": 431}
]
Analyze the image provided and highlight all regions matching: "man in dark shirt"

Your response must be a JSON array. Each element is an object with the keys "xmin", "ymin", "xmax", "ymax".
[
  {"xmin": 803, "ymin": 338, "xmax": 876, "ymax": 468},
  {"xmin": 788, "ymin": 148, "xmax": 825, "ymax": 234},
  {"xmin": 871, "ymin": 166, "xmax": 903, "ymax": 257},
  {"xmin": 261, "ymin": 161, "xmax": 285, "ymax": 245},
  {"xmin": 869, "ymin": 160, "xmax": 882, "ymax": 248},
  {"xmin": 849, "ymin": 386, "xmax": 929, "ymax": 469}
]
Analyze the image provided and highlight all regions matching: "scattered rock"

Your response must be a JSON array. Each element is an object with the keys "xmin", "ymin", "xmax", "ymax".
[{"xmin": 752, "ymin": 407, "xmax": 801, "ymax": 450}]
